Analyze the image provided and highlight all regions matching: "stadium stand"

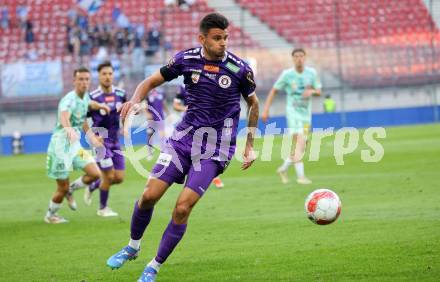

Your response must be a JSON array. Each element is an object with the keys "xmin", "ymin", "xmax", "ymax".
[
  {"xmin": 0, "ymin": 0, "xmax": 258, "ymax": 111},
  {"xmin": 236, "ymin": 0, "xmax": 440, "ymax": 86}
]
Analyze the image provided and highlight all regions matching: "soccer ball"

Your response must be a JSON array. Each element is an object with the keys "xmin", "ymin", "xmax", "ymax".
[{"xmin": 305, "ymin": 189, "xmax": 341, "ymax": 225}]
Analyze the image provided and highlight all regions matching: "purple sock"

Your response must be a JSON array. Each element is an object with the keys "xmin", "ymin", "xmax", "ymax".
[
  {"xmin": 99, "ymin": 189, "xmax": 109, "ymax": 209},
  {"xmin": 155, "ymin": 220, "xmax": 187, "ymax": 264},
  {"xmin": 90, "ymin": 179, "xmax": 101, "ymax": 192},
  {"xmin": 130, "ymin": 201, "xmax": 154, "ymax": 240}
]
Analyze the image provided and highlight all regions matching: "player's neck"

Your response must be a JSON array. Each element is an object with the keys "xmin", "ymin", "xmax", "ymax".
[
  {"xmin": 100, "ymin": 85, "xmax": 112, "ymax": 93},
  {"xmin": 75, "ymin": 90, "xmax": 85, "ymax": 99},
  {"xmin": 202, "ymin": 47, "xmax": 224, "ymax": 61},
  {"xmin": 295, "ymin": 66, "xmax": 304, "ymax": 73}
]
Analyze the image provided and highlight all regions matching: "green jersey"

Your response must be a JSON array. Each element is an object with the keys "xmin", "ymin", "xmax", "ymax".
[
  {"xmin": 273, "ymin": 66, "xmax": 321, "ymax": 122},
  {"xmin": 46, "ymin": 90, "xmax": 93, "ymax": 179},
  {"xmin": 52, "ymin": 90, "xmax": 91, "ymax": 137}
]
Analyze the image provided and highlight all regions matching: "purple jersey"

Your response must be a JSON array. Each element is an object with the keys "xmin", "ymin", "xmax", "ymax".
[
  {"xmin": 89, "ymin": 86, "xmax": 127, "ymax": 142},
  {"xmin": 160, "ymin": 47, "xmax": 256, "ymax": 161},
  {"xmin": 147, "ymin": 89, "xmax": 165, "ymax": 121}
]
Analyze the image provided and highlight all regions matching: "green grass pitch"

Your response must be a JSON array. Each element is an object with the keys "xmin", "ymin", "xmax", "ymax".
[{"xmin": 0, "ymin": 124, "xmax": 439, "ymax": 281}]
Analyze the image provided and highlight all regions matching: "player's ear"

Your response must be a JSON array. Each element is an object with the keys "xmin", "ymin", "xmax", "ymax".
[{"xmin": 198, "ymin": 33, "xmax": 206, "ymax": 45}]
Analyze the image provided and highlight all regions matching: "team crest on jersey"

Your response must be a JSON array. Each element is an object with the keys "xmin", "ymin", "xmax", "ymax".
[
  {"xmin": 291, "ymin": 81, "xmax": 297, "ymax": 90},
  {"xmin": 191, "ymin": 70, "xmax": 201, "ymax": 83},
  {"xmin": 218, "ymin": 75, "xmax": 231, "ymax": 89}
]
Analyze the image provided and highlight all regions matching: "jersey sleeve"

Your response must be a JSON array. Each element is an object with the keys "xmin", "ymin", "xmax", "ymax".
[
  {"xmin": 273, "ymin": 70, "xmax": 288, "ymax": 91},
  {"xmin": 58, "ymin": 95, "xmax": 75, "ymax": 114},
  {"xmin": 239, "ymin": 64, "xmax": 256, "ymax": 98},
  {"xmin": 311, "ymin": 69, "xmax": 322, "ymax": 90},
  {"xmin": 160, "ymin": 51, "xmax": 185, "ymax": 81}
]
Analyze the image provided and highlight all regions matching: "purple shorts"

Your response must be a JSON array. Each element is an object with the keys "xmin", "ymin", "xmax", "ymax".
[
  {"xmin": 151, "ymin": 136, "xmax": 229, "ymax": 196},
  {"xmin": 96, "ymin": 141, "xmax": 125, "ymax": 171}
]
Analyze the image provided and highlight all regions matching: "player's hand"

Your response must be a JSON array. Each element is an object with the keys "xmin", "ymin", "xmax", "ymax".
[
  {"xmin": 66, "ymin": 127, "xmax": 79, "ymax": 143},
  {"xmin": 242, "ymin": 144, "xmax": 256, "ymax": 170},
  {"xmin": 302, "ymin": 88, "xmax": 314, "ymax": 98},
  {"xmin": 261, "ymin": 110, "xmax": 269, "ymax": 123},
  {"xmin": 119, "ymin": 101, "xmax": 141, "ymax": 121},
  {"xmin": 90, "ymin": 136, "xmax": 104, "ymax": 148},
  {"xmin": 100, "ymin": 104, "xmax": 111, "ymax": 115}
]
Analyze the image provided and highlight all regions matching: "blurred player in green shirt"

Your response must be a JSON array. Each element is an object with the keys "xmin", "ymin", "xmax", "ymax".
[
  {"xmin": 262, "ymin": 48, "xmax": 321, "ymax": 185},
  {"xmin": 44, "ymin": 67, "xmax": 110, "ymax": 224}
]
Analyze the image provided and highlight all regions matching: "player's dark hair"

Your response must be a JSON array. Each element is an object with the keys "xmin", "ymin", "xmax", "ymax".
[
  {"xmin": 97, "ymin": 61, "xmax": 113, "ymax": 72},
  {"xmin": 199, "ymin": 13, "xmax": 229, "ymax": 35},
  {"xmin": 73, "ymin": 66, "xmax": 90, "ymax": 77},
  {"xmin": 292, "ymin": 48, "xmax": 306, "ymax": 56}
]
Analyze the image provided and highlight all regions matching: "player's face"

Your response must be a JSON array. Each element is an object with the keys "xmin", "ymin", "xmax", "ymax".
[
  {"xmin": 74, "ymin": 72, "xmax": 90, "ymax": 94},
  {"xmin": 292, "ymin": 52, "xmax": 306, "ymax": 68},
  {"xmin": 98, "ymin": 66, "xmax": 114, "ymax": 88},
  {"xmin": 199, "ymin": 28, "xmax": 228, "ymax": 59}
]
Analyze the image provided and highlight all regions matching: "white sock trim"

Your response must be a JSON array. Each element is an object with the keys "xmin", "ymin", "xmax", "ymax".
[
  {"xmin": 279, "ymin": 158, "xmax": 293, "ymax": 171},
  {"xmin": 294, "ymin": 162, "xmax": 305, "ymax": 178},
  {"xmin": 48, "ymin": 200, "xmax": 61, "ymax": 215},
  {"xmin": 71, "ymin": 177, "xmax": 86, "ymax": 191},
  {"xmin": 128, "ymin": 238, "xmax": 141, "ymax": 250},
  {"xmin": 147, "ymin": 258, "xmax": 162, "ymax": 272}
]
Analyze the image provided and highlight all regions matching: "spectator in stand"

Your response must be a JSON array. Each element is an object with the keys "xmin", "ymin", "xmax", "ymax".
[
  {"xmin": 24, "ymin": 20, "xmax": 35, "ymax": 44},
  {"xmin": 16, "ymin": 4, "xmax": 29, "ymax": 28},
  {"xmin": 131, "ymin": 25, "xmax": 146, "ymax": 74},
  {"xmin": 145, "ymin": 23, "xmax": 161, "ymax": 57},
  {"xmin": 1, "ymin": 6, "xmax": 9, "ymax": 29},
  {"xmin": 67, "ymin": 25, "xmax": 81, "ymax": 58}
]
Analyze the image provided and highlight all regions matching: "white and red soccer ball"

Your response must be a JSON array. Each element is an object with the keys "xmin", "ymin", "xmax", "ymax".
[{"xmin": 305, "ymin": 189, "xmax": 341, "ymax": 225}]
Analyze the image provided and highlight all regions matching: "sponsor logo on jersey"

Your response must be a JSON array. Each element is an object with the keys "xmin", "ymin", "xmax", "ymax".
[
  {"xmin": 218, "ymin": 75, "xmax": 232, "ymax": 89},
  {"xmin": 105, "ymin": 95, "xmax": 115, "ymax": 102},
  {"xmin": 226, "ymin": 62, "xmax": 240, "ymax": 73},
  {"xmin": 203, "ymin": 65, "xmax": 220, "ymax": 73},
  {"xmin": 158, "ymin": 153, "xmax": 172, "ymax": 167},
  {"xmin": 205, "ymin": 73, "xmax": 217, "ymax": 80}
]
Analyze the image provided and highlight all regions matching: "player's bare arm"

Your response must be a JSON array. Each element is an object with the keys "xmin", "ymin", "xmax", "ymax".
[
  {"xmin": 242, "ymin": 93, "xmax": 259, "ymax": 170},
  {"xmin": 302, "ymin": 87, "xmax": 321, "ymax": 98},
  {"xmin": 82, "ymin": 120, "xmax": 103, "ymax": 147},
  {"xmin": 60, "ymin": 111, "xmax": 78, "ymax": 143},
  {"xmin": 262, "ymin": 88, "xmax": 278, "ymax": 123},
  {"xmin": 89, "ymin": 100, "xmax": 111, "ymax": 114},
  {"xmin": 119, "ymin": 70, "xmax": 166, "ymax": 120},
  {"xmin": 173, "ymin": 99, "xmax": 187, "ymax": 112}
]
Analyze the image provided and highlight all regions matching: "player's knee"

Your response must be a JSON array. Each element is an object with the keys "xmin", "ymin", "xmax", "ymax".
[
  {"xmin": 57, "ymin": 181, "xmax": 69, "ymax": 194},
  {"xmin": 91, "ymin": 173, "xmax": 100, "ymax": 182},
  {"xmin": 139, "ymin": 189, "xmax": 158, "ymax": 209},
  {"xmin": 112, "ymin": 175, "xmax": 124, "ymax": 184},
  {"xmin": 89, "ymin": 169, "xmax": 101, "ymax": 181},
  {"xmin": 174, "ymin": 203, "xmax": 191, "ymax": 220}
]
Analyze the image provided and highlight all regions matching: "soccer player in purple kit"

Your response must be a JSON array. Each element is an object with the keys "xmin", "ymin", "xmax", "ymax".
[
  {"xmin": 106, "ymin": 13, "xmax": 259, "ymax": 282},
  {"xmin": 70, "ymin": 61, "xmax": 127, "ymax": 217},
  {"xmin": 174, "ymin": 84, "xmax": 225, "ymax": 188}
]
